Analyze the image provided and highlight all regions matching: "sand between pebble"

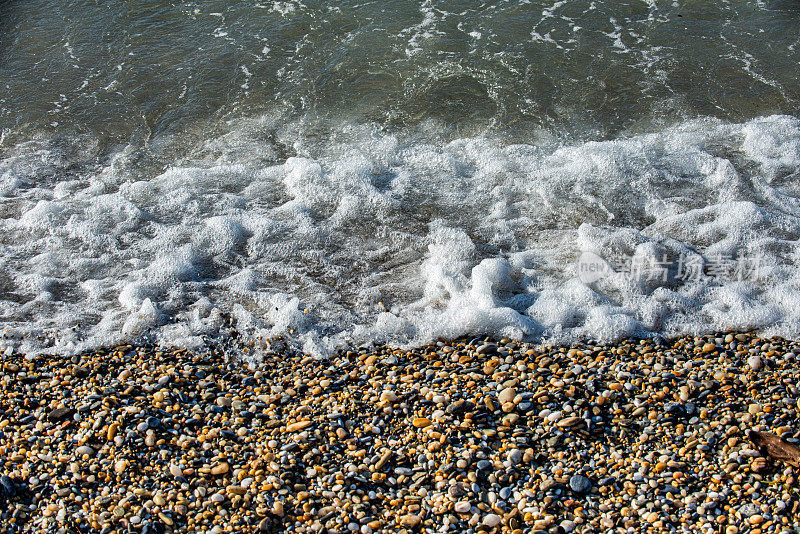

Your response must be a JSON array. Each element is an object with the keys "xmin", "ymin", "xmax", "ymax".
[{"xmin": 1, "ymin": 332, "xmax": 800, "ymax": 534}]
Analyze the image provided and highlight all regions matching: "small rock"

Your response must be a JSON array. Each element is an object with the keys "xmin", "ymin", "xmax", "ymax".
[
  {"xmin": 557, "ymin": 416, "xmax": 582, "ymax": 428},
  {"xmin": 259, "ymin": 516, "xmax": 275, "ymax": 532},
  {"xmin": 739, "ymin": 503, "xmax": 759, "ymax": 518},
  {"xmin": 114, "ymin": 459, "xmax": 128, "ymax": 474},
  {"xmin": 106, "ymin": 422, "xmax": 120, "ymax": 441},
  {"xmin": 0, "ymin": 475, "xmax": 15, "ymax": 497},
  {"xmin": 412, "ymin": 417, "xmax": 431, "ymax": 428},
  {"xmin": 454, "ymin": 501, "xmax": 471, "ymax": 513},
  {"xmin": 211, "ymin": 462, "xmax": 230, "ymax": 476},
  {"xmin": 483, "ymin": 514, "xmax": 502, "ymax": 527},
  {"xmin": 285, "ymin": 420, "xmax": 313, "ymax": 432},
  {"xmin": 498, "ymin": 387, "xmax": 516, "ymax": 405},
  {"xmin": 47, "ymin": 407, "xmax": 75, "ymax": 422},
  {"xmin": 747, "ymin": 355, "xmax": 763, "ymax": 371},
  {"xmin": 375, "ymin": 449, "xmax": 393, "ymax": 471},
  {"xmin": 446, "ymin": 401, "xmax": 475, "ymax": 415},
  {"xmin": 400, "ymin": 514, "xmax": 420, "ymax": 528},
  {"xmin": 227, "ymin": 485, "xmax": 246, "ymax": 495},
  {"xmin": 476, "ymin": 344, "xmax": 497, "ymax": 355},
  {"xmin": 560, "ymin": 520, "xmax": 576, "ymax": 533},
  {"xmin": 448, "ymin": 484, "xmax": 466, "ymax": 499},
  {"xmin": 569, "ymin": 474, "xmax": 592, "ymax": 493},
  {"xmin": 272, "ymin": 500, "xmax": 284, "ymax": 517},
  {"xmin": 75, "ymin": 445, "xmax": 95, "ymax": 457}
]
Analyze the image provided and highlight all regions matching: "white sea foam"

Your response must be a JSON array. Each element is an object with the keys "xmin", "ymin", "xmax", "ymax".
[{"xmin": 0, "ymin": 115, "xmax": 799, "ymax": 357}]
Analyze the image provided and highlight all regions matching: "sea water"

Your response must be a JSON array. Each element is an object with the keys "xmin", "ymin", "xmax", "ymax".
[{"xmin": 1, "ymin": 0, "xmax": 799, "ymax": 356}]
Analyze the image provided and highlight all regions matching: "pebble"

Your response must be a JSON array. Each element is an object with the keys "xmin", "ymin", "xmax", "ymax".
[
  {"xmin": 47, "ymin": 407, "xmax": 74, "ymax": 422},
  {"xmin": 272, "ymin": 500, "xmax": 284, "ymax": 517},
  {"xmin": 210, "ymin": 462, "xmax": 230, "ymax": 475},
  {"xmin": 483, "ymin": 513, "xmax": 502, "ymax": 527},
  {"xmin": 557, "ymin": 416, "xmax": 582, "ymax": 428},
  {"xmin": 114, "ymin": 459, "xmax": 128, "ymax": 474},
  {"xmin": 285, "ymin": 420, "xmax": 312, "ymax": 432},
  {"xmin": 498, "ymin": 387, "xmax": 516, "ymax": 404},
  {"xmin": 0, "ymin": 332, "xmax": 798, "ymax": 534},
  {"xmin": 569, "ymin": 474, "xmax": 592, "ymax": 493},
  {"xmin": 0, "ymin": 476, "xmax": 15, "ymax": 496},
  {"xmin": 454, "ymin": 501, "xmax": 471, "ymax": 513},
  {"xmin": 476, "ymin": 343, "xmax": 497, "ymax": 355},
  {"xmin": 748, "ymin": 354, "xmax": 764, "ymax": 370},
  {"xmin": 400, "ymin": 514, "xmax": 420, "ymax": 528},
  {"xmin": 412, "ymin": 417, "xmax": 431, "ymax": 428},
  {"xmin": 75, "ymin": 445, "xmax": 94, "ymax": 457}
]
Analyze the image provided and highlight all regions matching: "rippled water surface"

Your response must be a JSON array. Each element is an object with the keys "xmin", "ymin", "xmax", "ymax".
[{"xmin": 1, "ymin": 0, "xmax": 799, "ymax": 355}]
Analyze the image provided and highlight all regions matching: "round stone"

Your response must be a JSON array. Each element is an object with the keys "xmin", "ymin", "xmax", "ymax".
[
  {"xmin": 506, "ymin": 448, "xmax": 522, "ymax": 465},
  {"xmin": 483, "ymin": 514, "xmax": 502, "ymax": 527},
  {"xmin": 747, "ymin": 355, "xmax": 763, "ymax": 371},
  {"xmin": 454, "ymin": 501, "xmax": 471, "ymax": 513},
  {"xmin": 498, "ymin": 387, "xmax": 516, "ymax": 405},
  {"xmin": 75, "ymin": 445, "xmax": 94, "ymax": 457},
  {"xmin": 448, "ymin": 484, "xmax": 466, "ymax": 499},
  {"xmin": 569, "ymin": 474, "xmax": 592, "ymax": 493},
  {"xmin": 169, "ymin": 464, "xmax": 183, "ymax": 477},
  {"xmin": 114, "ymin": 459, "xmax": 128, "ymax": 474}
]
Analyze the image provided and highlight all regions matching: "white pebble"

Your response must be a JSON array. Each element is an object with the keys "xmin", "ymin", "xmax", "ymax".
[
  {"xmin": 454, "ymin": 501, "xmax": 471, "ymax": 513},
  {"xmin": 483, "ymin": 514, "xmax": 502, "ymax": 527}
]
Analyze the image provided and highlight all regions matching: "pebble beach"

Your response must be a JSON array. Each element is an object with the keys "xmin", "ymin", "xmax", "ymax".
[{"xmin": 2, "ymin": 332, "xmax": 800, "ymax": 534}]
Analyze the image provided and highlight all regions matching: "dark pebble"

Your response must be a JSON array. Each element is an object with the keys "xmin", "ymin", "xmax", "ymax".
[
  {"xmin": 47, "ymin": 407, "xmax": 75, "ymax": 422},
  {"xmin": 0, "ymin": 475, "xmax": 15, "ymax": 497},
  {"xmin": 569, "ymin": 474, "xmax": 592, "ymax": 493}
]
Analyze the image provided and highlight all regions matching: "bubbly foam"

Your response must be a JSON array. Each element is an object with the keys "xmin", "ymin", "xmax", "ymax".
[{"xmin": 0, "ymin": 115, "xmax": 799, "ymax": 357}]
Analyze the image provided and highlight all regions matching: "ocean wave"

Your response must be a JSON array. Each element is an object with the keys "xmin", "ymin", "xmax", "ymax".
[{"xmin": 0, "ymin": 115, "xmax": 798, "ymax": 356}]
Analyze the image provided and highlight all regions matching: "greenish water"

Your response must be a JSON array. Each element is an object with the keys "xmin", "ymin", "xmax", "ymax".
[
  {"xmin": 1, "ymin": 0, "xmax": 799, "ymax": 355},
  {"xmin": 2, "ymin": 0, "xmax": 798, "ymax": 146}
]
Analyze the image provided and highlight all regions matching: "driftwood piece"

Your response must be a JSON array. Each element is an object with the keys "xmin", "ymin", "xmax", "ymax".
[{"xmin": 747, "ymin": 430, "xmax": 800, "ymax": 467}]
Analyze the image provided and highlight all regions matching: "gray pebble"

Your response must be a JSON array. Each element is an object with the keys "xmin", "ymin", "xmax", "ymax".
[{"xmin": 569, "ymin": 474, "xmax": 592, "ymax": 493}]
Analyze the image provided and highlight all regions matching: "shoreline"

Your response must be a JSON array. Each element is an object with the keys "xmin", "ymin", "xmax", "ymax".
[{"xmin": 2, "ymin": 332, "xmax": 799, "ymax": 533}]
